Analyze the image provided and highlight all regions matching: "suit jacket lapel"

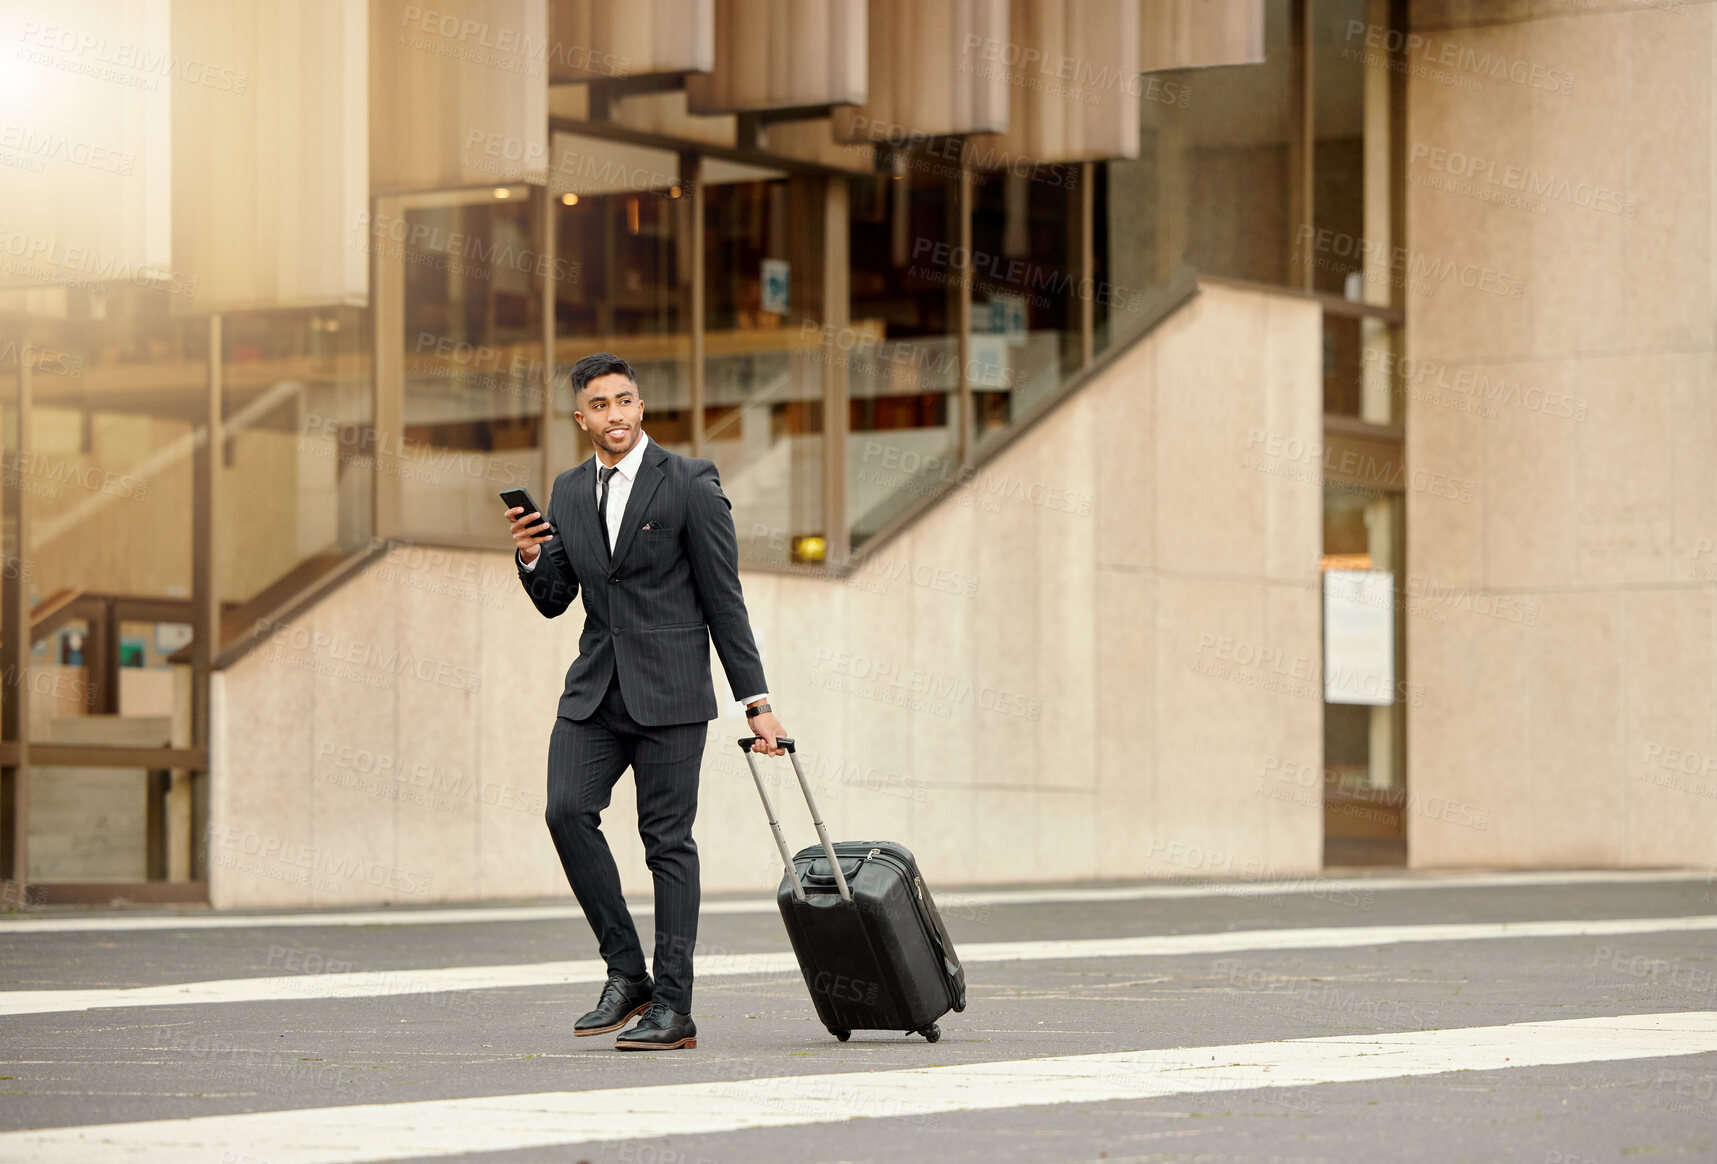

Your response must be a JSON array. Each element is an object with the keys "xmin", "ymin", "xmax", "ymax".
[
  {"xmin": 567, "ymin": 459, "xmax": 608, "ymax": 566},
  {"xmin": 609, "ymin": 442, "xmax": 667, "ymax": 570}
]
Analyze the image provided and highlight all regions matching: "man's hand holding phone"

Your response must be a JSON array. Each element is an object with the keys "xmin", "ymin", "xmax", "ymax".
[
  {"xmin": 502, "ymin": 488, "xmax": 554, "ymax": 565},
  {"xmin": 506, "ymin": 506, "xmax": 553, "ymax": 565}
]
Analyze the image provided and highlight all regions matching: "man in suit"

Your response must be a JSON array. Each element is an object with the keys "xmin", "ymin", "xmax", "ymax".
[{"xmin": 506, "ymin": 352, "xmax": 786, "ymax": 1051}]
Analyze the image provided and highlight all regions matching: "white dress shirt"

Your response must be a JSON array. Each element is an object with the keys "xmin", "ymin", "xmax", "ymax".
[{"xmin": 519, "ymin": 431, "xmax": 767, "ymax": 708}]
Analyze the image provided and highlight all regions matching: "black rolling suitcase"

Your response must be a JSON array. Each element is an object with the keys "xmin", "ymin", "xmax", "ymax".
[{"xmin": 738, "ymin": 737, "xmax": 966, "ymax": 1043}]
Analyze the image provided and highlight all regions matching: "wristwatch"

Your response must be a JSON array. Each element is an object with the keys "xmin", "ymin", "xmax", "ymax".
[{"xmin": 745, "ymin": 701, "xmax": 772, "ymax": 718}]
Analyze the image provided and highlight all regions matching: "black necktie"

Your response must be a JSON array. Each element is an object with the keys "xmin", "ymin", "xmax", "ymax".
[{"xmin": 597, "ymin": 465, "xmax": 616, "ymax": 557}]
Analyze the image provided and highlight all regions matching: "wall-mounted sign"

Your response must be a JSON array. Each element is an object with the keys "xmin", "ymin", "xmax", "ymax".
[
  {"xmin": 1323, "ymin": 569, "xmax": 1394, "ymax": 706},
  {"xmin": 989, "ymin": 294, "xmax": 1028, "ymax": 346},
  {"xmin": 156, "ymin": 623, "xmax": 194, "ymax": 654},
  {"xmin": 968, "ymin": 334, "xmax": 1011, "ymax": 389},
  {"xmin": 761, "ymin": 258, "xmax": 789, "ymax": 314}
]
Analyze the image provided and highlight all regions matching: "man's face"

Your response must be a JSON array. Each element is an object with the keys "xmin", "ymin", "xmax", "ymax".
[{"xmin": 575, "ymin": 372, "xmax": 645, "ymax": 457}]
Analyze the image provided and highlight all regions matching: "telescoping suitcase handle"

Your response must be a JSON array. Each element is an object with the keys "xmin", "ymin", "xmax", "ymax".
[{"xmin": 736, "ymin": 737, "xmax": 852, "ymax": 903}]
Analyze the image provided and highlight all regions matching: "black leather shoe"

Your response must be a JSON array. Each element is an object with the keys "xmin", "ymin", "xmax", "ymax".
[
  {"xmin": 614, "ymin": 1000, "xmax": 698, "ymax": 1050},
  {"xmin": 575, "ymin": 972, "xmax": 654, "ymax": 1037}
]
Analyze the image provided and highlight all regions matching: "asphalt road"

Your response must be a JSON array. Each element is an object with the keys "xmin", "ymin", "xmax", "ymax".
[{"xmin": 1, "ymin": 871, "xmax": 1714, "ymax": 1163}]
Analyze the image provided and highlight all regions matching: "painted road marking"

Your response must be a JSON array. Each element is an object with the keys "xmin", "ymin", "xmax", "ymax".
[
  {"xmin": 3, "ymin": 914, "xmax": 1714, "ymax": 1018},
  {"xmin": 0, "ymin": 870, "xmax": 1704, "ymax": 935},
  {"xmin": 4, "ymin": 1011, "xmax": 1714, "ymax": 1162}
]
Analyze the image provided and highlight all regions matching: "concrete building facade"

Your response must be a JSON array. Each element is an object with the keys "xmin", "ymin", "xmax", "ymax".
[{"xmin": 1, "ymin": 0, "xmax": 1712, "ymax": 908}]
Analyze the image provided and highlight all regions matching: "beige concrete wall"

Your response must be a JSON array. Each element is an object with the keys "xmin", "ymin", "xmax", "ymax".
[
  {"xmin": 1405, "ymin": 2, "xmax": 1717, "ymax": 867},
  {"xmin": 207, "ymin": 281, "xmax": 1323, "ymax": 908}
]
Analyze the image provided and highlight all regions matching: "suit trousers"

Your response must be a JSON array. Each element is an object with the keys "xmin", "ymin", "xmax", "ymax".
[{"xmin": 544, "ymin": 669, "xmax": 708, "ymax": 1013}]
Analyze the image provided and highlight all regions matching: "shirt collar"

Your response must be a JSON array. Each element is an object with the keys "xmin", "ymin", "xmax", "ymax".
[{"xmin": 596, "ymin": 430, "xmax": 650, "ymax": 481}]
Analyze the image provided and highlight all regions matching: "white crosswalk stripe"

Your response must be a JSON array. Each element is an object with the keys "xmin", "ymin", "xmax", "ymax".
[
  {"xmin": 3, "ymin": 914, "xmax": 1714, "ymax": 1018},
  {"xmin": 4, "ymin": 1011, "xmax": 1713, "ymax": 1163},
  {"xmin": 0, "ymin": 870, "xmax": 1701, "ymax": 934}
]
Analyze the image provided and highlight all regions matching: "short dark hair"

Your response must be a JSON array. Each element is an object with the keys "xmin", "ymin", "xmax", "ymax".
[{"xmin": 569, "ymin": 352, "xmax": 637, "ymax": 398}]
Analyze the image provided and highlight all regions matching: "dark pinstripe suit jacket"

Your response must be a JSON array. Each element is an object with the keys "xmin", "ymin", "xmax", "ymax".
[{"xmin": 516, "ymin": 438, "xmax": 769, "ymax": 726}]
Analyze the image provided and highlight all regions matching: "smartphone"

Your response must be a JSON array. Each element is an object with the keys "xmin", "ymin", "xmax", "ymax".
[{"xmin": 499, "ymin": 488, "xmax": 554, "ymax": 536}]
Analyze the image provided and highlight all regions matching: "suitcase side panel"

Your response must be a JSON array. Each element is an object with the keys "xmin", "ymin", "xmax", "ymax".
[
  {"xmin": 777, "ymin": 884, "xmax": 907, "ymax": 1031},
  {"xmin": 903, "ymin": 863, "xmax": 967, "ymax": 1012},
  {"xmin": 795, "ymin": 841, "xmax": 966, "ymax": 1015},
  {"xmin": 851, "ymin": 869, "xmax": 949, "ymax": 1030},
  {"xmin": 783, "ymin": 851, "xmax": 950, "ymax": 1031}
]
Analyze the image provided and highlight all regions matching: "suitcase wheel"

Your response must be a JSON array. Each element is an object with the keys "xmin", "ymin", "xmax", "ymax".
[
  {"xmin": 829, "ymin": 1027, "xmax": 851, "ymax": 1042},
  {"xmin": 919, "ymin": 1023, "xmax": 940, "ymax": 1043}
]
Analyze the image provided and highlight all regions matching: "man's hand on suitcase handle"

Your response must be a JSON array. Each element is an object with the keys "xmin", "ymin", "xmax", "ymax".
[
  {"xmin": 746, "ymin": 706, "xmax": 789, "ymax": 756},
  {"xmin": 744, "ymin": 695, "xmax": 788, "ymax": 756},
  {"xmin": 736, "ymin": 736, "xmax": 794, "ymax": 752}
]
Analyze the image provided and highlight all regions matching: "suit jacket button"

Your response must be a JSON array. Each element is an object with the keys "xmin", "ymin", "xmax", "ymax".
[{"xmin": 609, "ymin": 576, "xmax": 618, "ymax": 584}]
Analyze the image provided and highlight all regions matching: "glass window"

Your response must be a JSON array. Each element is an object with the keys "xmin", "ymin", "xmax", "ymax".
[
  {"xmin": 1312, "ymin": 0, "xmax": 1397, "ymax": 307},
  {"xmin": 2, "ymin": 283, "xmax": 204, "ymax": 881},
  {"xmin": 1314, "ymin": 0, "xmax": 1401, "ymax": 425},
  {"xmin": 846, "ymin": 165, "xmax": 961, "ymax": 549},
  {"xmin": 11, "ymin": 287, "xmax": 201, "ymax": 606},
  {"xmin": 1323, "ymin": 313, "xmax": 1401, "ymax": 421},
  {"xmin": 219, "ymin": 305, "xmax": 372, "ymax": 608},
  {"xmin": 1321, "ymin": 485, "xmax": 1406, "ymax": 866},
  {"xmin": 550, "ymin": 133, "xmax": 690, "ymax": 459},
  {"xmin": 1099, "ymin": 0, "xmax": 1297, "ymax": 335},
  {"xmin": 396, "ymin": 187, "xmax": 545, "ymax": 545},
  {"xmin": 969, "ymin": 169, "xmax": 1083, "ymax": 451},
  {"xmin": 703, "ymin": 162, "xmax": 824, "ymax": 568},
  {"xmin": 26, "ymin": 764, "xmax": 164, "ymax": 883}
]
